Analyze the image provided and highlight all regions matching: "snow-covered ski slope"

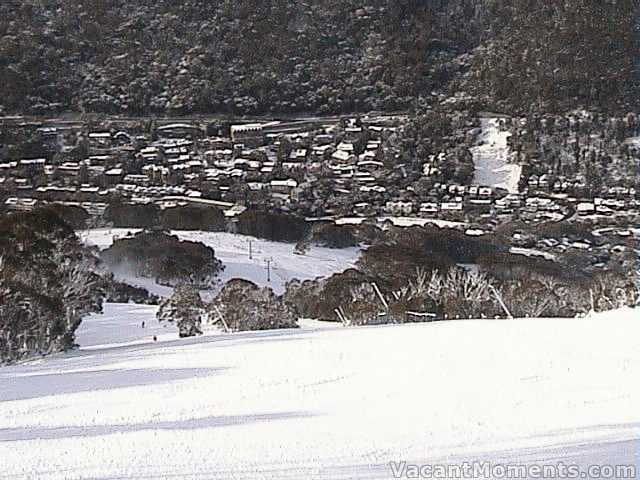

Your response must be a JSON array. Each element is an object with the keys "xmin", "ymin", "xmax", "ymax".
[
  {"xmin": 82, "ymin": 229, "xmax": 361, "ymax": 296},
  {"xmin": 471, "ymin": 118, "xmax": 522, "ymax": 194},
  {"xmin": 1, "ymin": 304, "xmax": 638, "ymax": 479}
]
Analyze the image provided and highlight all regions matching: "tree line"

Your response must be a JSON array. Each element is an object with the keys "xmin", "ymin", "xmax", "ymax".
[{"xmin": 1, "ymin": 0, "xmax": 635, "ymax": 116}]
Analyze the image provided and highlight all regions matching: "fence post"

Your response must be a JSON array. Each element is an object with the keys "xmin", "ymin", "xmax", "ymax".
[
  {"xmin": 489, "ymin": 285, "xmax": 513, "ymax": 319},
  {"xmin": 371, "ymin": 282, "xmax": 389, "ymax": 310},
  {"xmin": 213, "ymin": 304, "xmax": 231, "ymax": 333}
]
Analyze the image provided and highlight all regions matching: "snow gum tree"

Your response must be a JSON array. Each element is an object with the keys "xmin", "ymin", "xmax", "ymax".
[
  {"xmin": 0, "ymin": 208, "xmax": 104, "ymax": 364},
  {"xmin": 210, "ymin": 279, "xmax": 298, "ymax": 332},
  {"xmin": 101, "ymin": 231, "xmax": 224, "ymax": 288},
  {"xmin": 157, "ymin": 284, "xmax": 205, "ymax": 338}
]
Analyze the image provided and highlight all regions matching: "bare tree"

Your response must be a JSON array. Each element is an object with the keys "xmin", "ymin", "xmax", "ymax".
[{"xmin": 440, "ymin": 269, "xmax": 494, "ymax": 319}]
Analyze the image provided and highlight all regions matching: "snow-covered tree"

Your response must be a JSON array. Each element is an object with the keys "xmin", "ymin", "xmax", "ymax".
[
  {"xmin": 341, "ymin": 282, "xmax": 382, "ymax": 326},
  {"xmin": 1, "ymin": 208, "xmax": 104, "ymax": 364},
  {"xmin": 210, "ymin": 279, "xmax": 298, "ymax": 332},
  {"xmin": 157, "ymin": 284, "xmax": 205, "ymax": 338},
  {"xmin": 101, "ymin": 230, "xmax": 224, "ymax": 288},
  {"xmin": 53, "ymin": 239, "xmax": 104, "ymax": 344}
]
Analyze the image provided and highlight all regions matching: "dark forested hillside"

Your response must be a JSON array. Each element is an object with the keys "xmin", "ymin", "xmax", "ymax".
[
  {"xmin": 458, "ymin": 0, "xmax": 639, "ymax": 114},
  {"xmin": 0, "ymin": 0, "xmax": 636, "ymax": 116}
]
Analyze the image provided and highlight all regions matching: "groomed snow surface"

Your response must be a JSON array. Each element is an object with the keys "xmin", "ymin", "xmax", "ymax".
[
  {"xmin": 81, "ymin": 229, "xmax": 361, "ymax": 296},
  {"xmin": 1, "ymin": 304, "xmax": 638, "ymax": 479},
  {"xmin": 471, "ymin": 118, "xmax": 522, "ymax": 194}
]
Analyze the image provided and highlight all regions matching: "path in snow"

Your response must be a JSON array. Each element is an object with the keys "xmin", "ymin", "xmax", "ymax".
[
  {"xmin": 81, "ymin": 229, "xmax": 361, "ymax": 296},
  {"xmin": 76, "ymin": 303, "xmax": 176, "ymax": 349},
  {"xmin": 471, "ymin": 118, "xmax": 522, "ymax": 194},
  {"xmin": 1, "ymin": 304, "xmax": 638, "ymax": 479}
]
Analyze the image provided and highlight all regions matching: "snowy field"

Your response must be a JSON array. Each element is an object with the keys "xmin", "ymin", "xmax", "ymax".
[
  {"xmin": 471, "ymin": 118, "xmax": 522, "ymax": 194},
  {"xmin": 81, "ymin": 229, "xmax": 361, "ymax": 296},
  {"xmin": 1, "ymin": 304, "xmax": 638, "ymax": 479}
]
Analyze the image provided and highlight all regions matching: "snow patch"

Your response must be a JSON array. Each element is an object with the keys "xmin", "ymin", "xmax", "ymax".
[
  {"xmin": 471, "ymin": 118, "xmax": 522, "ymax": 194},
  {"xmin": 510, "ymin": 247, "xmax": 557, "ymax": 261},
  {"xmin": 0, "ymin": 305, "xmax": 638, "ymax": 478},
  {"xmin": 378, "ymin": 217, "xmax": 467, "ymax": 229}
]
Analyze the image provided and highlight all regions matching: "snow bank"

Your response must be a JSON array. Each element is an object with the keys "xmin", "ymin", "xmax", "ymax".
[
  {"xmin": 471, "ymin": 118, "xmax": 522, "ymax": 194},
  {"xmin": 510, "ymin": 247, "xmax": 557, "ymax": 261},
  {"xmin": 378, "ymin": 217, "xmax": 467, "ymax": 229},
  {"xmin": 1, "ymin": 304, "xmax": 638, "ymax": 479}
]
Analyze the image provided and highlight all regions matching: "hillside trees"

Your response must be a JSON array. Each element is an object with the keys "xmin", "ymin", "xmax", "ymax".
[
  {"xmin": 103, "ymin": 202, "xmax": 160, "ymax": 228},
  {"xmin": 0, "ymin": 0, "xmax": 545, "ymax": 116},
  {"xmin": 284, "ymin": 265, "xmax": 502, "ymax": 324},
  {"xmin": 235, "ymin": 210, "xmax": 309, "ymax": 243},
  {"xmin": 1, "ymin": 0, "xmax": 636, "ymax": 115},
  {"xmin": 460, "ymin": 0, "xmax": 637, "ymax": 113},
  {"xmin": 0, "ymin": 208, "xmax": 104, "ymax": 364},
  {"xmin": 160, "ymin": 205, "xmax": 226, "ymax": 232},
  {"xmin": 356, "ymin": 225, "xmax": 503, "ymax": 289}
]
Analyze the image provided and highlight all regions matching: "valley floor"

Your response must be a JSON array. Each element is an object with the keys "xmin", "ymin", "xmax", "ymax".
[{"xmin": 1, "ymin": 304, "xmax": 638, "ymax": 479}]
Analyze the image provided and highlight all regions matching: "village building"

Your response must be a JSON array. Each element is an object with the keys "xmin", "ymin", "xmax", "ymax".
[{"xmin": 231, "ymin": 124, "xmax": 265, "ymax": 147}]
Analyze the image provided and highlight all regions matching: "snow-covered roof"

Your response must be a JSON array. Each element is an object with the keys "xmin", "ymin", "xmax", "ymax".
[
  {"xmin": 231, "ymin": 123, "xmax": 263, "ymax": 133},
  {"xmin": 157, "ymin": 123, "xmax": 199, "ymax": 130},
  {"xmin": 337, "ymin": 142, "xmax": 354, "ymax": 152},
  {"xmin": 20, "ymin": 158, "xmax": 46, "ymax": 165},
  {"xmin": 271, "ymin": 179, "xmax": 298, "ymax": 188},
  {"xmin": 331, "ymin": 150, "xmax": 350, "ymax": 162}
]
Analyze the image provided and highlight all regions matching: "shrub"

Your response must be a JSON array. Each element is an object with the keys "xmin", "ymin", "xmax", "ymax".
[
  {"xmin": 157, "ymin": 284, "xmax": 205, "ymax": 337},
  {"xmin": 211, "ymin": 279, "xmax": 298, "ymax": 332}
]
